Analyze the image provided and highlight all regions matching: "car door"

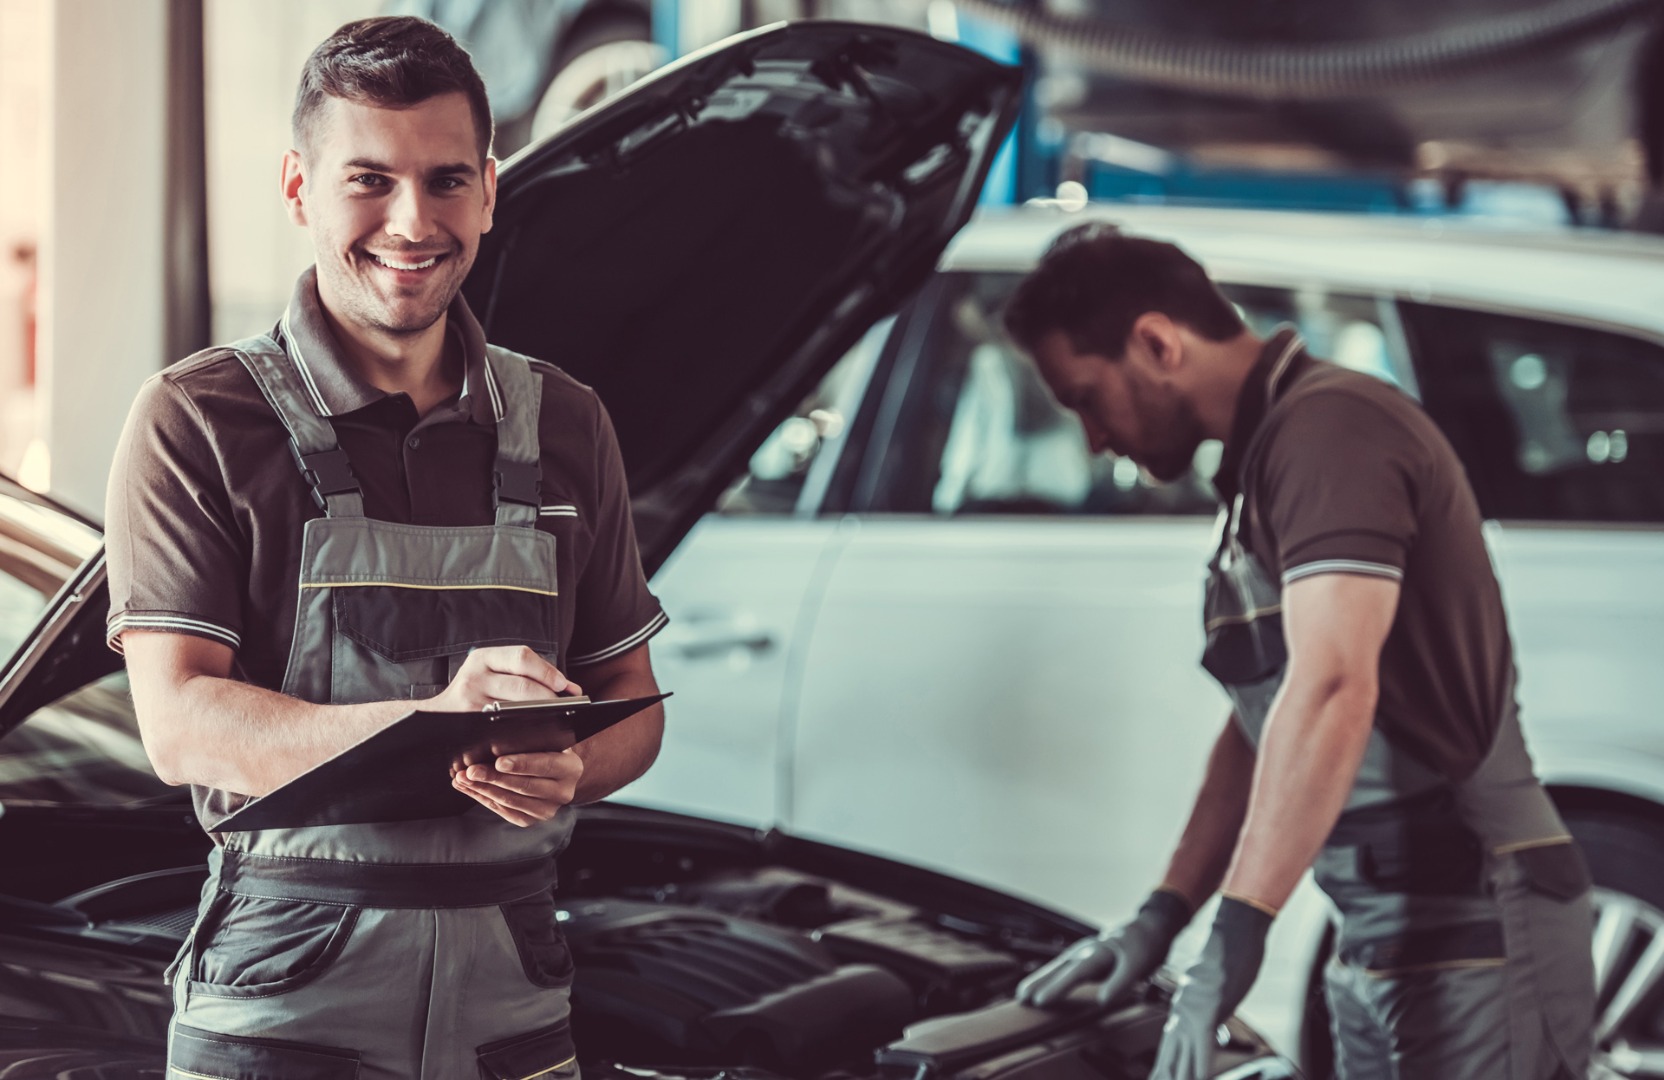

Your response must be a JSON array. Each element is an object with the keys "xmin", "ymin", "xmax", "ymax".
[
  {"xmin": 1396, "ymin": 302, "xmax": 1664, "ymax": 792},
  {"xmin": 618, "ymin": 323, "xmax": 891, "ymax": 825},
  {"xmin": 784, "ymin": 271, "xmax": 1414, "ymax": 926}
]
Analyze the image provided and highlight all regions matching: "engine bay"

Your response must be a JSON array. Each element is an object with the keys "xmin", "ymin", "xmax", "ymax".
[
  {"xmin": 0, "ymin": 802, "xmax": 1293, "ymax": 1079},
  {"xmin": 545, "ymin": 809, "xmax": 1293, "ymax": 1080}
]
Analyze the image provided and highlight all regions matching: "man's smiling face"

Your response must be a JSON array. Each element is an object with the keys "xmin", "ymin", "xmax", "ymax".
[{"xmin": 283, "ymin": 91, "xmax": 495, "ymax": 338}]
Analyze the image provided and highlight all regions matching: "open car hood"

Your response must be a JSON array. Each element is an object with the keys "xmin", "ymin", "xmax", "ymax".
[
  {"xmin": 464, "ymin": 20, "xmax": 1023, "ymax": 575},
  {"xmin": 0, "ymin": 23, "xmax": 1021, "ymax": 734}
]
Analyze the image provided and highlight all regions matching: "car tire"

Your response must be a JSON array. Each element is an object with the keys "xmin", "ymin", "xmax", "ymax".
[
  {"xmin": 528, "ymin": 11, "xmax": 663, "ymax": 144},
  {"xmin": 1563, "ymin": 806, "xmax": 1664, "ymax": 1078},
  {"xmin": 1298, "ymin": 802, "xmax": 1664, "ymax": 1079}
]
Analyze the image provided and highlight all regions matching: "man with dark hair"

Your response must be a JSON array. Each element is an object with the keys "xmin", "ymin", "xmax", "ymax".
[
  {"xmin": 106, "ymin": 16, "xmax": 666, "ymax": 1078},
  {"xmin": 1007, "ymin": 224, "xmax": 1594, "ymax": 1079}
]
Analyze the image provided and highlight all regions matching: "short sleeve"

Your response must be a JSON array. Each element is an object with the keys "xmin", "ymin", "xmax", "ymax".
[
  {"xmin": 1255, "ymin": 390, "xmax": 1426, "ymax": 587},
  {"xmin": 565, "ymin": 397, "xmax": 667, "ymax": 667},
  {"xmin": 104, "ymin": 372, "xmax": 247, "ymax": 653}
]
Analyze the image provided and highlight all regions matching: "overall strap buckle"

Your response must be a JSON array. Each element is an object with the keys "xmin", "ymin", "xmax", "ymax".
[
  {"xmin": 290, "ymin": 442, "xmax": 360, "ymax": 511},
  {"xmin": 494, "ymin": 459, "xmax": 541, "ymax": 507}
]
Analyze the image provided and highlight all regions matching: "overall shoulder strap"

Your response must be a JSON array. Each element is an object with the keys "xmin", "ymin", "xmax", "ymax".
[
  {"xmin": 1232, "ymin": 332, "xmax": 1311, "ymax": 554},
  {"xmin": 483, "ymin": 344, "xmax": 545, "ymax": 528},
  {"xmin": 230, "ymin": 333, "xmax": 364, "ymax": 518}
]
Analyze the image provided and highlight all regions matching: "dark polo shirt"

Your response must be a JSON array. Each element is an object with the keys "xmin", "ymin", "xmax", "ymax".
[
  {"xmin": 1217, "ymin": 328, "xmax": 1516, "ymax": 782},
  {"xmin": 105, "ymin": 268, "xmax": 666, "ymax": 689}
]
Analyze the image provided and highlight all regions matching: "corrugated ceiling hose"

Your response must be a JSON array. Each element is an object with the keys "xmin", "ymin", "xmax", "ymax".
[{"xmin": 954, "ymin": 0, "xmax": 1662, "ymax": 99}]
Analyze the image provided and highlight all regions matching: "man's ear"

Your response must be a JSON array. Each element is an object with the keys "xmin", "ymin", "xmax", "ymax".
[
  {"xmin": 280, "ymin": 149, "xmax": 308, "ymax": 227},
  {"xmin": 1131, "ymin": 312, "xmax": 1185, "ymax": 374},
  {"xmin": 480, "ymin": 156, "xmax": 498, "ymax": 234}
]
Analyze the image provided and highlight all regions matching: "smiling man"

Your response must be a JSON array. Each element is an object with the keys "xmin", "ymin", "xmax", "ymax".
[
  {"xmin": 1006, "ymin": 224, "xmax": 1594, "ymax": 1080},
  {"xmin": 104, "ymin": 17, "xmax": 666, "ymax": 1079}
]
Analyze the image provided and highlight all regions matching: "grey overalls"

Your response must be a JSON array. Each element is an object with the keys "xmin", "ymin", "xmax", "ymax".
[
  {"xmin": 1201, "ymin": 336, "xmax": 1595, "ymax": 1079},
  {"xmin": 162, "ymin": 336, "xmax": 581, "ymax": 1080}
]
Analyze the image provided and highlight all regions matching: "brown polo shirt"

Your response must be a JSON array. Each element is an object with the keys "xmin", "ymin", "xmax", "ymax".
[
  {"xmin": 105, "ymin": 267, "xmax": 666, "ymax": 689},
  {"xmin": 1218, "ymin": 328, "xmax": 1515, "ymax": 781}
]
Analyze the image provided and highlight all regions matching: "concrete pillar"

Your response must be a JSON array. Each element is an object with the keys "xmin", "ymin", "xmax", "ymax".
[{"xmin": 40, "ymin": 0, "xmax": 205, "ymax": 518}]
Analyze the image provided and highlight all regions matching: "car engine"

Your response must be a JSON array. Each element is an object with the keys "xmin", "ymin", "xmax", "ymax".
[{"xmin": 0, "ymin": 804, "xmax": 1295, "ymax": 1080}]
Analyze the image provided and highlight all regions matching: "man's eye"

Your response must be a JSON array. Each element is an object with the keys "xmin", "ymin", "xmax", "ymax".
[
  {"xmin": 432, "ymin": 177, "xmax": 465, "ymax": 191},
  {"xmin": 350, "ymin": 174, "xmax": 388, "ymax": 188}
]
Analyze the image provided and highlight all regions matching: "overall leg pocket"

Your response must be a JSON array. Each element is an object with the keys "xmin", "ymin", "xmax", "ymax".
[
  {"xmin": 500, "ymin": 890, "xmax": 574, "ymax": 988},
  {"xmin": 191, "ymin": 895, "xmax": 361, "ymax": 998},
  {"xmin": 1505, "ymin": 844, "xmax": 1596, "ymax": 1077},
  {"xmin": 170, "ymin": 1023, "xmax": 360, "ymax": 1080},
  {"xmin": 477, "ymin": 1019, "xmax": 578, "ymax": 1080}
]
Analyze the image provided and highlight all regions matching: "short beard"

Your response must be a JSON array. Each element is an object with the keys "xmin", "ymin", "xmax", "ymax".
[
  {"xmin": 343, "ymin": 281, "xmax": 455, "ymax": 337},
  {"xmin": 1131, "ymin": 375, "xmax": 1205, "ymax": 485}
]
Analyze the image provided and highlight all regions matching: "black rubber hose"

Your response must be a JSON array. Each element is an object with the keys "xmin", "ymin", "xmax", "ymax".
[{"xmin": 955, "ymin": 0, "xmax": 1662, "ymax": 100}]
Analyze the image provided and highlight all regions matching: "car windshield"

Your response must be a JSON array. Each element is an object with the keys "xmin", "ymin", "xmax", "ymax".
[{"xmin": 0, "ymin": 486, "xmax": 171, "ymax": 808}]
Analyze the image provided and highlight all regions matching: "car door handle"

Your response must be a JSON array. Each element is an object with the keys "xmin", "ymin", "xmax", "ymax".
[{"xmin": 663, "ymin": 622, "xmax": 777, "ymax": 660}]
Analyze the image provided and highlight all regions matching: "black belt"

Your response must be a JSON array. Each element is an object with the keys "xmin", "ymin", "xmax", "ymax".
[
  {"xmin": 217, "ymin": 850, "xmax": 557, "ymax": 908},
  {"xmin": 1324, "ymin": 788, "xmax": 1486, "ymax": 897},
  {"xmin": 1338, "ymin": 919, "xmax": 1506, "ymax": 974}
]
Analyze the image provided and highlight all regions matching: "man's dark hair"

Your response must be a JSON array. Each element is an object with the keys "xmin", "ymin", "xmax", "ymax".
[
  {"xmin": 1003, "ymin": 223, "xmax": 1245, "ymax": 359},
  {"xmin": 293, "ymin": 16, "xmax": 493, "ymax": 163}
]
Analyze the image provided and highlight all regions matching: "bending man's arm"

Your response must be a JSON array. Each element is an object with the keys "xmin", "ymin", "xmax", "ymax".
[
  {"xmin": 1220, "ymin": 573, "xmax": 1400, "ymax": 912},
  {"xmin": 1158, "ymin": 714, "xmax": 1257, "ymax": 909}
]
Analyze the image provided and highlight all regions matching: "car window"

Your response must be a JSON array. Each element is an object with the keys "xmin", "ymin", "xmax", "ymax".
[
  {"xmin": 1221, "ymin": 283, "xmax": 1414, "ymax": 394},
  {"xmin": 857, "ymin": 272, "xmax": 1403, "ymax": 516},
  {"xmin": 0, "ymin": 491, "xmax": 100, "ymax": 659},
  {"xmin": 0, "ymin": 492, "xmax": 168, "ymax": 807},
  {"xmin": 715, "ymin": 319, "xmax": 892, "ymax": 516},
  {"xmin": 1400, "ymin": 303, "xmax": 1664, "ymax": 523}
]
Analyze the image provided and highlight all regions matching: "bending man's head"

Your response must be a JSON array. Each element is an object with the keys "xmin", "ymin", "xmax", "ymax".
[{"xmin": 1004, "ymin": 223, "xmax": 1251, "ymax": 483}]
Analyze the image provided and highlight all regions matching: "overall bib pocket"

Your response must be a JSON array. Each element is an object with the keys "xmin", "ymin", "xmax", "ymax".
[
  {"xmin": 170, "ymin": 1022, "xmax": 361, "ymax": 1079},
  {"xmin": 500, "ymin": 890, "xmax": 575, "ymax": 988},
  {"xmin": 191, "ymin": 895, "xmax": 361, "ymax": 998},
  {"xmin": 477, "ymin": 1018, "xmax": 578, "ymax": 1080},
  {"xmin": 333, "ymin": 585, "xmax": 557, "ymax": 662}
]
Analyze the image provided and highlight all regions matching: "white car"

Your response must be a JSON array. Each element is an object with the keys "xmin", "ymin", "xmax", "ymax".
[{"xmin": 628, "ymin": 202, "xmax": 1664, "ymax": 1077}]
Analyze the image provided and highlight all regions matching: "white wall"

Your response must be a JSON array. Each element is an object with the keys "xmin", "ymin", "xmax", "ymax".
[
  {"xmin": 39, "ymin": 0, "xmax": 171, "ymax": 517},
  {"xmin": 204, "ymin": 0, "xmax": 378, "ymax": 345},
  {"xmin": 0, "ymin": 0, "xmax": 49, "ymax": 480}
]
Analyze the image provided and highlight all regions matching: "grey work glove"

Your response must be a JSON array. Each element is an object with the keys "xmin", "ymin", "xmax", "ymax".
[
  {"xmin": 1016, "ymin": 888, "xmax": 1192, "ymax": 1009},
  {"xmin": 1150, "ymin": 896, "xmax": 1274, "ymax": 1080}
]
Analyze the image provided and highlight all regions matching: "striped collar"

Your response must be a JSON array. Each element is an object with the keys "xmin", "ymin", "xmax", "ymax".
[{"xmin": 275, "ymin": 265, "xmax": 503, "ymax": 424}]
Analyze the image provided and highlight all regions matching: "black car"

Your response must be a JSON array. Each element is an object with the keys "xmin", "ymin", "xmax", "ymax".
[{"xmin": 0, "ymin": 22, "xmax": 1295, "ymax": 1080}]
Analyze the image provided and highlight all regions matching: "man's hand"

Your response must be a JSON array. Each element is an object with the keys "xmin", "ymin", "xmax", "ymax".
[
  {"xmin": 453, "ymin": 749, "xmax": 584, "ymax": 827},
  {"xmin": 1151, "ymin": 896, "xmax": 1273, "ymax": 1080},
  {"xmin": 1017, "ymin": 888, "xmax": 1192, "ymax": 1009},
  {"xmin": 425, "ymin": 645, "xmax": 582, "ymax": 713},
  {"xmin": 428, "ymin": 646, "xmax": 585, "ymax": 826}
]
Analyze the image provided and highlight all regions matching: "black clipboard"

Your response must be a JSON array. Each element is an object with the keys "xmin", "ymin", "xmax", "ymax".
[{"xmin": 214, "ymin": 693, "xmax": 670, "ymax": 832}]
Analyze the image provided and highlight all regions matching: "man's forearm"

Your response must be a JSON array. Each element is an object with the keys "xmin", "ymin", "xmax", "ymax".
[
  {"xmin": 1221, "ymin": 675, "xmax": 1376, "ymax": 911},
  {"xmin": 1159, "ymin": 717, "xmax": 1257, "ymax": 908},
  {"xmin": 145, "ymin": 673, "xmax": 408, "ymax": 796},
  {"xmin": 570, "ymin": 664, "xmax": 664, "ymax": 804}
]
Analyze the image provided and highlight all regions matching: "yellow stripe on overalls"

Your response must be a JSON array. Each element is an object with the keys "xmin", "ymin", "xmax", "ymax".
[
  {"xmin": 517, "ymin": 1054, "xmax": 579, "ymax": 1080},
  {"xmin": 299, "ymin": 581, "xmax": 559, "ymax": 597}
]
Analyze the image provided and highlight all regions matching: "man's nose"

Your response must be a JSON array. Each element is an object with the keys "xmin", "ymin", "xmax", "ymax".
[{"xmin": 384, "ymin": 182, "xmax": 438, "ymax": 243}]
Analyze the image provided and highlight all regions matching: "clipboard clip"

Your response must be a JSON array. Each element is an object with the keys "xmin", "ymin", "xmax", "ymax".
[{"xmin": 481, "ymin": 695, "xmax": 592, "ymax": 717}]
